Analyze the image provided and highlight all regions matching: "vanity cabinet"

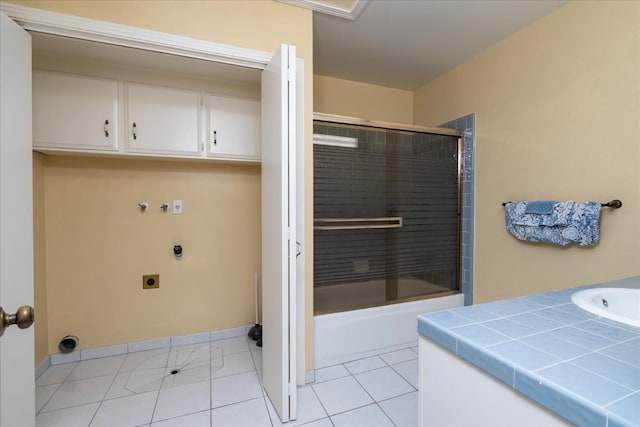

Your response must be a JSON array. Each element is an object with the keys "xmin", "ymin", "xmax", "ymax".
[
  {"xmin": 207, "ymin": 93, "xmax": 261, "ymax": 161},
  {"xmin": 33, "ymin": 71, "xmax": 118, "ymax": 152}
]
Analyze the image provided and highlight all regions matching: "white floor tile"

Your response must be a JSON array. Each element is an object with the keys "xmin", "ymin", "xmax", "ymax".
[
  {"xmin": 251, "ymin": 349, "xmax": 262, "ymax": 370},
  {"xmin": 36, "ymin": 336, "xmax": 419, "ymax": 427},
  {"xmin": 212, "ymin": 351, "xmax": 255, "ymax": 379},
  {"xmin": 344, "ymin": 356, "xmax": 386, "ymax": 374},
  {"xmin": 379, "ymin": 348, "xmax": 418, "ymax": 365},
  {"xmin": 162, "ymin": 365, "xmax": 210, "ymax": 389},
  {"xmin": 378, "ymin": 391, "xmax": 418, "ymax": 427},
  {"xmin": 354, "ymin": 367, "xmax": 414, "ymax": 402},
  {"xmin": 36, "ymin": 384, "xmax": 59, "ymax": 413},
  {"xmin": 153, "ymin": 380, "xmax": 211, "ymax": 422},
  {"xmin": 36, "ymin": 363, "xmax": 77, "ymax": 386},
  {"xmin": 151, "ymin": 410, "xmax": 210, "ymax": 427},
  {"xmin": 90, "ymin": 391, "xmax": 157, "ymax": 426},
  {"xmin": 297, "ymin": 418, "xmax": 333, "ymax": 427},
  {"xmin": 314, "ymin": 364, "xmax": 350, "ymax": 383},
  {"xmin": 67, "ymin": 355, "xmax": 125, "ymax": 381},
  {"xmin": 391, "ymin": 358, "xmax": 419, "ymax": 389},
  {"xmin": 42, "ymin": 375, "xmax": 114, "ymax": 412},
  {"xmin": 212, "ymin": 371, "xmax": 263, "ymax": 408},
  {"xmin": 331, "ymin": 404, "xmax": 394, "ymax": 427},
  {"xmin": 167, "ymin": 345, "xmax": 211, "ymax": 370},
  {"xmin": 110, "ymin": 367, "xmax": 167, "ymax": 397},
  {"xmin": 211, "ymin": 336, "xmax": 250, "ymax": 355},
  {"xmin": 120, "ymin": 348, "xmax": 169, "ymax": 372},
  {"xmin": 36, "ymin": 402, "xmax": 99, "ymax": 427},
  {"xmin": 311, "ymin": 376, "xmax": 373, "ymax": 416},
  {"xmin": 211, "ymin": 397, "xmax": 271, "ymax": 427},
  {"xmin": 105, "ymin": 372, "xmax": 136, "ymax": 400},
  {"xmin": 266, "ymin": 386, "xmax": 327, "ymax": 426}
]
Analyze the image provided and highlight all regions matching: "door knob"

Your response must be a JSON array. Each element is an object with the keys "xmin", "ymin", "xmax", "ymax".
[{"xmin": 0, "ymin": 305, "xmax": 34, "ymax": 337}]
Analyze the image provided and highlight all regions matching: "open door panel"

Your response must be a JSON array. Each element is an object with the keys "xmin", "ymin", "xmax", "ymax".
[{"xmin": 261, "ymin": 44, "xmax": 298, "ymax": 423}]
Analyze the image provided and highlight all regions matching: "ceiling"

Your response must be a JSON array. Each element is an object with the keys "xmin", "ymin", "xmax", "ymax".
[{"xmin": 308, "ymin": 0, "xmax": 570, "ymax": 90}]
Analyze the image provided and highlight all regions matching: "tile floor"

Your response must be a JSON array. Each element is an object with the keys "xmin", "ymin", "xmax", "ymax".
[{"xmin": 36, "ymin": 336, "xmax": 420, "ymax": 426}]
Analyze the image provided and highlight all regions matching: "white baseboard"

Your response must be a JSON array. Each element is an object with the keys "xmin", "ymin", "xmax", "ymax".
[
  {"xmin": 47, "ymin": 325, "xmax": 252, "ymax": 366},
  {"xmin": 35, "ymin": 356, "xmax": 50, "ymax": 380}
]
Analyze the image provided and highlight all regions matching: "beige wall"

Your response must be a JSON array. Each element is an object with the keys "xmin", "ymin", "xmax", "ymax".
[
  {"xmin": 9, "ymin": 0, "xmax": 315, "ymax": 367},
  {"xmin": 314, "ymin": 75, "xmax": 413, "ymax": 123},
  {"xmin": 414, "ymin": 1, "xmax": 640, "ymax": 302},
  {"xmin": 42, "ymin": 156, "xmax": 260, "ymax": 352},
  {"xmin": 33, "ymin": 153, "xmax": 48, "ymax": 364}
]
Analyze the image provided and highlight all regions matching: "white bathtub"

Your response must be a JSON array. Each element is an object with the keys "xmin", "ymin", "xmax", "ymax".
[{"xmin": 313, "ymin": 294, "xmax": 464, "ymax": 368}]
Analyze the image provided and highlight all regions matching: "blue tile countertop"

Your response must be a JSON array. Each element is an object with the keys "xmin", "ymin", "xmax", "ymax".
[{"xmin": 418, "ymin": 276, "xmax": 640, "ymax": 427}]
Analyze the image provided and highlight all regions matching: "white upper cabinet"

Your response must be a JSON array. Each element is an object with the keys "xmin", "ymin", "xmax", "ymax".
[
  {"xmin": 207, "ymin": 94, "xmax": 261, "ymax": 161},
  {"xmin": 126, "ymin": 83, "xmax": 202, "ymax": 156},
  {"xmin": 32, "ymin": 70, "xmax": 262, "ymax": 162},
  {"xmin": 33, "ymin": 71, "xmax": 118, "ymax": 151}
]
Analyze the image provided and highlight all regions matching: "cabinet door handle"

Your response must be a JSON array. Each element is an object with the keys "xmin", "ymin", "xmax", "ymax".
[
  {"xmin": 132, "ymin": 122, "xmax": 137, "ymax": 140},
  {"xmin": 104, "ymin": 119, "xmax": 110, "ymax": 138},
  {"xmin": 213, "ymin": 130, "xmax": 217, "ymax": 146}
]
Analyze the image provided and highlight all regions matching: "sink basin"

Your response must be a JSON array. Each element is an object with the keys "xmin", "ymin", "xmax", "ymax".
[{"xmin": 571, "ymin": 287, "xmax": 640, "ymax": 327}]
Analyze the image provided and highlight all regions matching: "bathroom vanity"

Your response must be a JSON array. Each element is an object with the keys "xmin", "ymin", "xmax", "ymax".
[{"xmin": 418, "ymin": 276, "xmax": 640, "ymax": 427}]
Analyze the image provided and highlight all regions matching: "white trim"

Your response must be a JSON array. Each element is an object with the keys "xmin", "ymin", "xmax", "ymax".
[
  {"xmin": 35, "ymin": 356, "xmax": 50, "ymax": 381},
  {"xmin": 0, "ymin": 2, "xmax": 272, "ymax": 70},
  {"xmin": 47, "ymin": 325, "xmax": 254, "ymax": 365},
  {"xmin": 305, "ymin": 370, "xmax": 315, "ymax": 384},
  {"xmin": 277, "ymin": 0, "xmax": 369, "ymax": 20}
]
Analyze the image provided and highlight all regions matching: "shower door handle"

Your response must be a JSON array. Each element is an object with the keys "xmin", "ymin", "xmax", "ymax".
[
  {"xmin": 314, "ymin": 217, "xmax": 403, "ymax": 231},
  {"xmin": 0, "ymin": 305, "xmax": 34, "ymax": 337}
]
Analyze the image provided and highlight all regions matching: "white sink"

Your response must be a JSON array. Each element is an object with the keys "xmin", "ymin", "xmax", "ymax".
[{"xmin": 571, "ymin": 287, "xmax": 640, "ymax": 327}]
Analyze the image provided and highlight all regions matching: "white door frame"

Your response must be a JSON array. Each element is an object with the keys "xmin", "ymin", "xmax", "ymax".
[{"xmin": 0, "ymin": 3, "xmax": 271, "ymax": 70}]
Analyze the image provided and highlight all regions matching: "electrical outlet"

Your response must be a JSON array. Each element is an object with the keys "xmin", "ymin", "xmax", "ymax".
[
  {"xmin": 143, "ymin": 274, "xmax": 159, "ymax": 289},
  {"xmin": 173, "ymin": 199, "xmax": 182, "ymax": 214}
]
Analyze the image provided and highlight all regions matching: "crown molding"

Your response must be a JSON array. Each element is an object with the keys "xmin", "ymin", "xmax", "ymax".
[
  {"xmin": 0, "ymin": 2, "xmax": 272, "ymax": 69},
  {"xmin": 278, "ymin": 0, "xmax": 369, "ymax": 20}
]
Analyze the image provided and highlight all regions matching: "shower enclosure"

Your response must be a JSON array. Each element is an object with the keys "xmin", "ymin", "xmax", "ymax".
[{"xmin": 313, "ymin": 114, "xmax": 461, "ymax": 313}]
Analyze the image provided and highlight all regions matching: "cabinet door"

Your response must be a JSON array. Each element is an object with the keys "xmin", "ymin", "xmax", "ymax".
[
  {"xmin": 207, "ymin": 94, "xmax": 260, "ymax": 161},
  {"xmin": 33, "ymin": 71, "xmax": 118, "ymax": 151},
  {"xmin": 127, "ymin": 84, "xmax": 201, "ymax": 156}
]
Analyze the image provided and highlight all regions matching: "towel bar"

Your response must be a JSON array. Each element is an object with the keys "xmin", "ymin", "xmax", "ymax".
[
  {"xmin": 314, "ymin": 216, "xmax": 403, "ymax": 230},
  {"xmin": 501, "ymin": 199, "xmax": 622, "ymax": 208}
]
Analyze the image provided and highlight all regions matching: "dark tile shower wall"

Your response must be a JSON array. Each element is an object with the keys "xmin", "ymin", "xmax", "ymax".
[{"xmin": 313, "ymin": 122, "xmax": 460, "ymax": 296}]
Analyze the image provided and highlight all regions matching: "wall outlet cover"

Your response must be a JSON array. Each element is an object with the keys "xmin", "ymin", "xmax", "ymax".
[{"xmin": 173, "ymin": 200, "xmax": 182, "ymax": 214}]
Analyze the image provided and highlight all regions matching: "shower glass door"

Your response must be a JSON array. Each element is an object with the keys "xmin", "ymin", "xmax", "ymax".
[{"xmin": 313, "ymin": 120, "xmax": 460, "ymax": 313}]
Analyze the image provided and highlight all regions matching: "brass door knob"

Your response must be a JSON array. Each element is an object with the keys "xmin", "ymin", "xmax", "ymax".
[{"xmin": 0, "ymin": 305, "xmax": 34, "ymax": 337}]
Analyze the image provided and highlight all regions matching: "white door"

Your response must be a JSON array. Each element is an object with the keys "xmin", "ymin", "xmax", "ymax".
[
  {"xmin": 261, "ymin": 44, "xmax": 298, "ymax": 422},
  {"xmin": 0, "ymin": 12, "xmax": 36, "ymax": 427}
]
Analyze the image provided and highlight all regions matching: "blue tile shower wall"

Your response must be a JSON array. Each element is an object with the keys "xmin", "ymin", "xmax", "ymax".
[{"xmin": 440, "ymin": 114, "xmax": 475, "ymax": 305}]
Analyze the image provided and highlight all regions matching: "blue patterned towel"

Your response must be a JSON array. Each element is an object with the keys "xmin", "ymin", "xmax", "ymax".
[
  {"xmin": 505, "ymin": 201, "xmax": 601, "ymax": 246},
  {"xmin": 524, "ymin": 201, "xmax": 557, "ymax": 215}
]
